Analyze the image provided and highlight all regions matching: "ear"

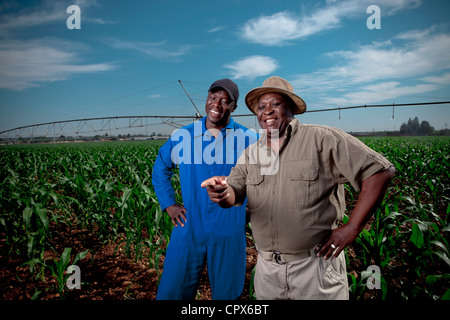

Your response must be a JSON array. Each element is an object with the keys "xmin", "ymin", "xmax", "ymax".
[
  {"xmin": 283, "ymin": 95, "xmax": 296, "ymax": 116},
  {"xmin": 228, "ymin": 100, "xmax": 237, "ymax": 112}
]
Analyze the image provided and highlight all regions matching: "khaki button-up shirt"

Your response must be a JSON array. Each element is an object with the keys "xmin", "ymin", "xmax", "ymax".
[{"xmin": 228, "ymin": 119, "xmax": 393, "ymax": 254}]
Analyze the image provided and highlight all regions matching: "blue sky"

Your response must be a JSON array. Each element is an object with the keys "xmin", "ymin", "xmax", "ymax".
[{"xmin": 1, "ymin": 0, "xmax": 449, "ymax": 136}]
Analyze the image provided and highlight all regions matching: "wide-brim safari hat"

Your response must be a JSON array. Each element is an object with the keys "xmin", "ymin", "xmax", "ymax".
[{"xmin": 245, "ymin": 76, "xmax": 306, "ymax": 115}]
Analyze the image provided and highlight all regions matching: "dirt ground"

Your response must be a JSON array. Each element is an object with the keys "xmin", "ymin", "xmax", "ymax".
[
  {"xmin": 0, "ymin": 214, "xmax": 390, "ymax": 301},
  {"xmin": 0, "ymin": 225, "xmax": 258, "ymax": 301}
]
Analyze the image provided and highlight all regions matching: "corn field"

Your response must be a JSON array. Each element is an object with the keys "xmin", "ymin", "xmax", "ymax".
[{"xmin": 0, "ymin": 137, "xmax": 449, "ymax": 300}]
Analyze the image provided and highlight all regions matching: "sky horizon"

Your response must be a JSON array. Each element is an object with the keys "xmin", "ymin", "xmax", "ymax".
[{"xmin": 1, "ymin": 0, "xmax": 449, "ymax": 137}]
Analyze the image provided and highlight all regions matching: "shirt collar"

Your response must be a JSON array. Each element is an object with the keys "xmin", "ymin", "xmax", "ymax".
[
  {"xmin": 258, "ymin": 118, "xmax": 299, "ymax": 147},
  {"xmin": 288, "ymin": 118, "xmax": 299, "ymax": 136}
]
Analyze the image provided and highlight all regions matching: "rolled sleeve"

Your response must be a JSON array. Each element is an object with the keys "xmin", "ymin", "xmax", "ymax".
[
  {"xmin": 227, "ymin": 150, "xmax": 249, "ymax": 206},
  {"xmin": 327, "ymin": 128, "xmax": 393, "ymax": 191}
]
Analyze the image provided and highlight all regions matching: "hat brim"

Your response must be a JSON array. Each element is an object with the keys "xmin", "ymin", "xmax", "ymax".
[{"xmin": 245, "ymin": 87, "xmax": 306, "ymax": 115}]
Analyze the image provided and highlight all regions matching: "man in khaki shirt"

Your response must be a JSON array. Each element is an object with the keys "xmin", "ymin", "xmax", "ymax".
[{"xmin": 202, "ymin": 76, "xmax": 395, "ymax": 299}]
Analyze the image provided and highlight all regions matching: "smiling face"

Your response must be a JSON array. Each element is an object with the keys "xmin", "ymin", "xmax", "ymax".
[
  {"xmin": 205, "ymin": 88, "xmax": 236, "ymax": 130},
  {"xmin": 257, "ymin": 92, "xmax": 294, "ymax": 137}
]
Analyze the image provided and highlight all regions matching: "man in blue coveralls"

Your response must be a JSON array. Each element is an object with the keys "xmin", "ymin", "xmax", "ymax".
[{"xmin": 152, "ymin": 79, "xmax": 258, "ymax": 300}]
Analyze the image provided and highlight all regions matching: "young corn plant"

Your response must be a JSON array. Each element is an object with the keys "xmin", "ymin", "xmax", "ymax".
[
  {"xmin": 47, "ymin": 247, "xmax": 89, "ymax": 298},
  {"xmin": 1, "ymin": 137, "xmax": 448, "ymax": 300}
]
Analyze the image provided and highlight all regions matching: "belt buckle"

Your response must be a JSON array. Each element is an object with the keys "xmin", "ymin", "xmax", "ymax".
[{"xmin": 273, "ymin": 251, "xmax": 284, "ymax": 265}]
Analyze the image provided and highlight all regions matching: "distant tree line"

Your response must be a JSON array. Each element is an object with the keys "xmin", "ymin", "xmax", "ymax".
[{"xmin": 399, "ymin": 117, "xmax": 434, "ymax": 136}]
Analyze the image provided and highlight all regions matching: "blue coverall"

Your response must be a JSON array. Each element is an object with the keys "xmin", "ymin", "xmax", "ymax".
[{"xmin": 152, "ymin": 117, "xmax": 257, "ymax": 300}]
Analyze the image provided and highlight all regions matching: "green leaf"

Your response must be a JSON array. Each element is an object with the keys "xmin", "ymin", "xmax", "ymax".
[
  {"xmin": 23, "ymin": 207, "xmax": 33, "ymax": 229},
  {"xmin": 34, "ymin": 204, "xmax": 49, "ymax": 232},
  {"xmin": 441, "ymin": 288, "xmax": 450, "ymax": 300},
  {"xmin": 60, "ymin": 247, "xmax": 72, "ymax": 270},
  {"xmin": 410, "ymin": 223, "xmax": 424, "ymax": 248},
  {"xmin": 72, "ymin": 249, "xmax": 89, "ymax": 266},
  {"xmin": 425, "ymin": 275, "xmax": 438, "ymax": 287},
  {"xmin": 443, "ymin": 223, "xmax": 450, "ymax": 232},
  {"xmin": 27, "ymin": 234, "xmax": 35, "ymax": 257},
  {"xmin": 348, "ymin": 272, "xmax": 357, "ymax": 294},
  {"xmin": 30, "ymin": 290, "xmax": 42, "ymax": 300},
  {"xmin": 120, "ymin": 188, "xmax": 132, "ymax": 207},
  {"xmin": 49, "ymin": 191, "xmax": 59, "ymax": 206},
  {"xmin": 431, "ymin": 240, "xmax": 449, "ymax": 256},
  {"xmin": 433, "ymin": 251, "xmax": 450, "ymax": 267},
  {"xmin": 21, "ymin": 258, "xmax": 44, "ymax": 268}
]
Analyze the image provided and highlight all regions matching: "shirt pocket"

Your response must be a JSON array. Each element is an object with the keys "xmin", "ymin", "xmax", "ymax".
[
  {"xmin": 245, "ymin": 165, "xmax": 265, "ymax": 210},
  {"xmin": 288, "ymin": 160, "xmax": 319, "ymax": 208}
]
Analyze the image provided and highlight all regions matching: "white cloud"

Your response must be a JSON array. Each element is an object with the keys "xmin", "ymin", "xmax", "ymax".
[
  {"xmin": 208, "ymin": 25, "xmax": 226, "ymax": 33},
  {"xmin": 0, "ymin": 7, "xmax": 64, "ymax": 32},
  {"xmin": 224, "ymin": 56, "xmax": 278, "ymax": 80},
  {"xmin": 241, "ymin": 0, "xmax": 421, "ymax": 46},
  {"xmin": 323, "ymin": 82, "xmax": 440, "ymax": 106},
  {"xmin": 107, "ymin": 39, "xmax": 196, "ymax": 61},
  {"xmin": 0, "ymin": 1, "xmax": 117, "ymax": 90},
  {"xmin": 0, "ymin": 1, "xmax": 110, "ymax": 34},
  {"xmin": 241, "ymin": 12, "xmax": 302, "ymax": 46},
  {"xmin": 423, "ymin": 72, "xmax": 450, "ymax": 85},
  {"xmin": 0, "ymin": 39, "xmax": 116, "ymax": 90},
  {"xmin": 290, "ymin": 27, "xmax": 450, "ymax": 106}
]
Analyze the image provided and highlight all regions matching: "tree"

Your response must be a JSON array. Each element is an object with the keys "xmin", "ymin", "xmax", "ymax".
[
  {"xmin": 400, "ymin": 117, "xmax": 434, "ymax": 136},
  {"xmin": 420, "ymin": 120, "xmax": 434, "ymax": 135},
  {"xmin": 400, "ymin": 123, "xmax": 407, "ymax": 135},
  {"xmin": 407, "ymin": 117, "xmax": 420, "ymax": 135}
]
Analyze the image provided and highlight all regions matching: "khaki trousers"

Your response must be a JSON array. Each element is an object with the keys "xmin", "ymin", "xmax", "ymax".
[{"xmin": 254, "ymin": 248, "xmax": 349, "ymax": 300}]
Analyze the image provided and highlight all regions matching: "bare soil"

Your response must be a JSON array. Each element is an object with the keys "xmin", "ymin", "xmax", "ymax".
[{"xmin": 0, "ymin": 225, "xmax": 258, "ymax": 301}]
